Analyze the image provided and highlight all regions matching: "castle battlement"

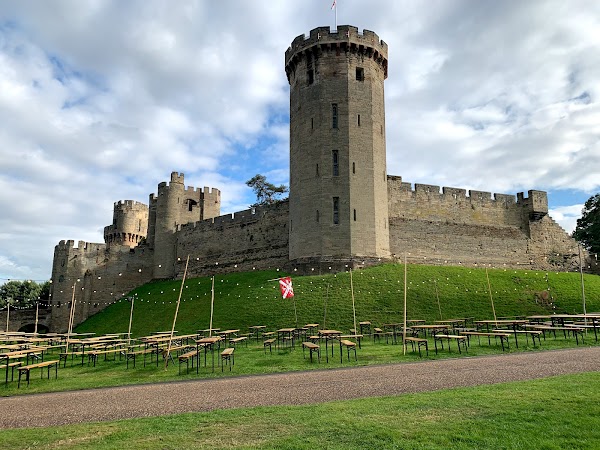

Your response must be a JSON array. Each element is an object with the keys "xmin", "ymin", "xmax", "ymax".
[
  {"xmin": 114, "ymin": 200, "xmax": 148, "ymax": 210},
  {"xmin": 387, "ymin": 176, "xmax": 547, "ymax": 210},
  {"xmin": 55, "ymin": 240, "xmax": 106, "ymax": 253},
  {"xmin": 285, "ymin": 25, "xmax": 388, "ymax": 81}
]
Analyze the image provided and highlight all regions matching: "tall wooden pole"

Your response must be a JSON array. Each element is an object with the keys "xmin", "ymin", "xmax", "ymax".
[
  {"xmin": 350, "ymin": 269, "xmax": 357, "ymax": 335},
  {"xmin": 578, "ymin": 245, "xmax": 588, "ymax": 327},
  {"xmin": 34, "ymin": 301, "xmax": 39, "ymax": 335},
  {"xmin": 434, "ymin": 279, "xmax": 442, "ymax": 320},
  {"xmin": 323, "ymin": 284, "xmax": 329, "ymax": 329},
  {"xmin": 127, "ymin": 296, "xmax": 135, "ymax": 346},
  {"xmin": 209, "ymin": 276, "xmax": 215, "ymax": 337},
  {"xmin": 486, "ymin": 268, "xmax": 497, "ymax": 322},
  {"xmin": 65, "ymin": 280, "xmax": 77, "ymax": 357},
  {"xmin": 403, "ymin": 254, "xmax": 408, "ymax": 355},
  {"xmin": 5, "ymin": 302, "xmax": 9, "ymax": 332},
  {"xmin": 165, "ymin": 255, "xmax": 189, "ymax": 368}
]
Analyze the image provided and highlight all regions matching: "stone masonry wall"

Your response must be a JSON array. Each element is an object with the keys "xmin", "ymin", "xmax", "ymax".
[{"xmin": 174, "ymin": 201, "xmax": 290, "ymax": 278}]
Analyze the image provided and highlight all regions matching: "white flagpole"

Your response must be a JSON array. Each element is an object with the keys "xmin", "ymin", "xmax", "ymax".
[{"xmin": 331, "ymin": 0, "xmax": 338, "ymax": 30}]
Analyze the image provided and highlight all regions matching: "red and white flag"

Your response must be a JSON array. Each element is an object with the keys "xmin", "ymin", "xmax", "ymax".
[{"xmin": 279, "ymin": 277, "xmax": 294, "ymax": 299}]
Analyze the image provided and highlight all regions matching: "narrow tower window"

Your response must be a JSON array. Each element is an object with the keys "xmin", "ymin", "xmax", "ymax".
[
  {"xmin": 311, "ymin": 117, "xmax": 314, "ymax": 129},
  {"xmin": 356, "ymin": 67, "xmax": 364, "ymax": 81},
  {"xmin": 352, "ymin": 162, "xmax": 355, "ymax": 174},
  {"xmin": 316, "ymin": 164, "xmax": 319, "ymax": 177},
  {"xmin": 354, "ymin": 209, "xmax": 357, "ymax": 221},
  {"xmin": 307, "ymin": 70, "xmax": 314, "ymax": 85},
  {"xmin": 333, "ymin": 197, "xmax": 339, "ymax": 224},
  {"xmin": 357, "ymin": 114, "xmax": 361, "ymax": 126},
  {"xmin": 316, "ymin": 210, "xmax": 320, "ymax": 222},
  {"xmin": 332, "ymin": 103, "xmax": 338, "ymax": 129},
  {"xmin": 332, "ymin": 150, "xmax": 339, "ymax": 176}
]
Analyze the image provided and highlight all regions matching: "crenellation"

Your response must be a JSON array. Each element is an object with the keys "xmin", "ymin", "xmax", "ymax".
[{"xmin": 469, "ymin": 190, "xmax": 492, "ymax": 202}]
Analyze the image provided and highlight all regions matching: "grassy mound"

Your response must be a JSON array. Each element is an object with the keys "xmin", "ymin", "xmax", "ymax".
[{"xmin": 76, "ymin": 263, "xmax": 600, "ymax": 337}]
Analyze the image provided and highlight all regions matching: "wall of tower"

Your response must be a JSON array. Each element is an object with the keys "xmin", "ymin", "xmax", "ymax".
[
  {"xmin": 103, "ymin": 200, "xmax": 149, "ymax": 248},
  {"xmin": 287, "ymin": 25, "xmax": 390, "ymax": 263}
]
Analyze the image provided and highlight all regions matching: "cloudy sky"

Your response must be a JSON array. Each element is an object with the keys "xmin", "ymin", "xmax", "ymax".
[{"xmin": 0, "ymin": 0, "xmax": 598, "ymax": 282}]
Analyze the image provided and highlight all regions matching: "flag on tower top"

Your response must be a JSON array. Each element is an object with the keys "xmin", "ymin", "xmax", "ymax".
[
  {"xmin": 331, "ymin": 0, "xmax": 336, "ymax": 10},
  {"xmin": 279, "ymin": 277, "xmax": 294, "ymax": 299}
]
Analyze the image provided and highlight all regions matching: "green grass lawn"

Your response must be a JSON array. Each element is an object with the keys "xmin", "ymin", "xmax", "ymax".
[
  {"xmin": 2, "ymin": 372, "xmax": 599, "ymax": 449},
  {"xmin": 75, "ymin": 264, "xmax": 600, "ymax": 338},
  {"xmin": 2, "ymin": 330, "xmax": 598, "ymax": 397}
]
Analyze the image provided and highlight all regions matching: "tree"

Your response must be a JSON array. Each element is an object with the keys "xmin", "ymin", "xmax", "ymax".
[
  {"xmin": 246, "ymin": 174, "xmax": 288, "ymax": 207},
  {"xmin": 0, "ymin": 280, "xmax": 45, "ymax": 309},
  {"xmin": 573, "ymin": 193, "xmax": 600, "ymax": 254}
]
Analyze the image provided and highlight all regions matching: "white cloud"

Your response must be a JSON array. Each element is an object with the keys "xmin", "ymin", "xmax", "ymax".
[
  {"xmin": 549, "ymin": 205, "xmax": 583, "ymax": 234},
  {"xmin": 0, "ymin": 0, "xmax": 598, "ymax": 281}
]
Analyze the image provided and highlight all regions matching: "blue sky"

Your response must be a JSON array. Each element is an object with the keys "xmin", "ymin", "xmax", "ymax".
[{"xmin": 0, "ymin": 0, "xmax": 599, "ymax": 282}]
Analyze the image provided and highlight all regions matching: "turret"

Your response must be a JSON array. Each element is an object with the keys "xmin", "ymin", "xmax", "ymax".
[
  {"xmin": 103, "ymin": 200, "xmax": 149, "ymax": 248},
  {"xmin": 286, "ymin": 25, "xmax": 390, "ymax": 264}
]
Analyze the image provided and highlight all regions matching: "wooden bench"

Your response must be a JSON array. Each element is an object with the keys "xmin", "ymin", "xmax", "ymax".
[
  {"xmin": 528, "ymin": 326, "xmax": 585, "ymax": 344},
  {"xmin": 178, "ymin": 349, "xmax": 198, "ymax": 375},
  {"xmin": 339, "ymin": 339, "xmax": 357, "ymax": 363},
  {"xmin": 229, "ymin": 337, "xmax": 248, "ymax": 348},
  {"xmin": 263, "ymin": 338, "xmax": 276, "ymax": 354},
  {"xmin": 220, "ymin": 348, "xmax": 234, "ymax": 371},
  {"xmin": 460, "ymin": 331, "xmax": 511, "ymax": 351},
  {"xmin": 433, "ymin": 334, "xmax": 468, "ymax": 355},
  {"xmin": 0, "ymin": 361, "xmax": 22, "ymax": 382},
  {"xmin": 373, "ymin": 327, "xmax": 393, "ymax": 344},
  {"xmin": 59, "ymin": 351, "xmax": 86, "ymax": 367},
  {"xmin": 404, "ymin": 337, "xmax": 428, "ymax": 357},
  {"xmin": 492, "ymin": 329, "xmax": 542, "ymax": 347},
  {"xmin": 18, "ymin": 360, "xmax": 59, "ymax": 388},
  {"xmin": 302, "ymin": 342, "xmax": 320, "ymax": 363},
  {"xmin": 87, "ymin": 348, "xmax": 126, "ymax": 366},
  {"xmin": 126, "ymin": 348, "xmax": 155, "ymax": 369}
]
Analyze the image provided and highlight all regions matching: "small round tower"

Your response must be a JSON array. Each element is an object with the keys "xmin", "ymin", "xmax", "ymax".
[
  {"xmin": 286, "ymin": 25, "xmax": 390, "ymax": 264},
  {"xmin": 103, "ymin": 200, "xmax": 149, "ymax": 248}
]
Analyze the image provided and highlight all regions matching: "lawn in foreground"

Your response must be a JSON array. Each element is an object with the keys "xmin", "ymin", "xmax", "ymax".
[{"xmin": 1, "ymin": 372, "xmax": 599, "ymax": 449}]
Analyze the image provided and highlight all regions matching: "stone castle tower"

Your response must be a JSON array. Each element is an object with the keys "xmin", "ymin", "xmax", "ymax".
[
  {"xmin": 286, "ymin": 26, "xmax": 390, "ymax": 266},
  {"xmin": 147, "ymin": 172, "xmax": 221, "ymax": 278},
  {"xmin": 103, "ymin": 200, "xmax": 148, "ymax": 248}
]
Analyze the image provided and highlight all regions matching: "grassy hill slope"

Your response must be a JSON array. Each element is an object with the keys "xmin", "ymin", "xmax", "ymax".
[{"xmin": 76, "ymin": 263, "xmax": 600, "ymax": 337}]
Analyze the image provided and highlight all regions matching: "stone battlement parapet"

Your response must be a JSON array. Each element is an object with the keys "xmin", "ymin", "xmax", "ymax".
[
  {"xmin": 113, "ymin": 200, "xmax": 148, "ymax": 210},
  {"xmin": 55, "ymin": 240, "xmax": 106, "ymax": 253},
  {"xmin": 178, "ymin": 201, "xmax": 288, "ymax": 233},
  {"xmin": 387, "ymin": 176, "xmax": 547, "ymax": 208},
  {"xmin": 285, "ymin": 25, "xmax": 388, "ymax": 80}
]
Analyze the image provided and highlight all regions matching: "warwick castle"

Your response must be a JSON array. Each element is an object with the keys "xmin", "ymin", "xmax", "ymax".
[{"xmin": 23, "ymin": 26, "xmax": 595, "ymax": 332}]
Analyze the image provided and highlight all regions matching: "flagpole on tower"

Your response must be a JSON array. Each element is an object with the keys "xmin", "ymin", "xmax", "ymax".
[{"xmin": 331, "ymin": 0, "xmax": 337, "ymax": 30}]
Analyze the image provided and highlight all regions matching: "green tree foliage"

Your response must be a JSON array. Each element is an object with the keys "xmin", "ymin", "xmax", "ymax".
[
  {"xmin": 0, "ymin": 280, "xmax": 46, "ymax": 309},
  {"xmin": 573, "ymin": 193, "xmax": 600, "ymax": 254},
  {"xmin": 246, "ymin": 174, "xmax": 288, "ymax": 207}
]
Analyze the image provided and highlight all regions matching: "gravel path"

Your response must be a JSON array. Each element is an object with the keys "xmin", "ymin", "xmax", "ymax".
[{"xmin": 1, "ymin": 347, "xmax": 599, "ymax": 429}]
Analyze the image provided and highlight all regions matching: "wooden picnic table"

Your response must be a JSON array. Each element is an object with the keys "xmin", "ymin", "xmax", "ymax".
[
  {"xmin": 2, "ymin": 347, "xmax": 47, "ymax": 385},
  {"xmin": 318, "ymin": 330, "xmax": 342, "ymax": 362},
  {"xmin": 382, "ymin": 323, "xmax": 402, "ymax": 344},
  {"xmin": 218, "ymin": 330, "xmax": 240, "ymax": 344},
  {"xmin": 410, "ymin": 324, "xmax": 450, "ymax": 338},
  {"xmin": 277, "ymin": 328, "xmax": 296, "ymax": 349},
  {"xmin": 249, "ymin": 325, "xmax": 266, "ymax": 341},
  {"xmin": 196, "ymin": 336, "xmax": 222, "ymax": 372}
]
